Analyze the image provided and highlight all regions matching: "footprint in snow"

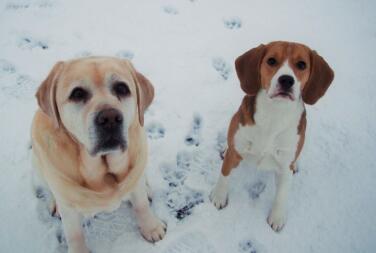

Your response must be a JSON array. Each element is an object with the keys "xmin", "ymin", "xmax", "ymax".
[
  {"xmin": 163, "ymin": 5, "xmax": 178, "ymax": 15},
  {"xmin": 223, "ymin": 17, "xmax": 242, "ymax": 29},
  {"xmin": 248, "ymin": 181, "xmax": 266, "ymax": 200},
  {"xmin": 216, "ymin": 130, "xmax": 227, "ymax": 160},
  {"xmin": 2, "ymin": 74, "xmax": 36, "ymax": 98},
  {"xmin": 6, "ymin": 0, "xmax": 54, "ymax": 10},
  {"xmin": 185, "ymin": 114, "xmax": 202, "ymax": 147},
  {"xmin": 18, "ymin": 36, "xmax": 48, "ymax": 50},
  {"xmin": 146, "ymin": 122, "xmax": 165, "ymax": 140},
  {"xmin": 212, "ymin": 57, "xmax": 231, "ymax": 80},
  {"xmin": 161, "ymin": 151, "xmax": 204, "ymax": 220},
  {"xmin": 238, "ymin": 239, "xmax": 265, "ymax": 253},
  {"xmin": 116, "ymin": 50, "xmax": 134, "ymax": 60},
  {"xmin": 0, "ymin": 59, "xmax": 16, "ymax": 75},
  {"xmin": 163, "ymin": 231, "xmax": 217, "ymax": 253},
  {"xmin": 75, "ymin": 50, "xmax": 92, "ymax": 58}
]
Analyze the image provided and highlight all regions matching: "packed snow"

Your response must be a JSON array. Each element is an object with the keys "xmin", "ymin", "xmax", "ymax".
[{"xmin": 0, "ymin": 0, "xmax": 375, "ymax": 252}]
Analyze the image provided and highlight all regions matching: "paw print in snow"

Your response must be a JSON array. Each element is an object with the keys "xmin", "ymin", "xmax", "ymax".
[
  {"xmin": 0, "ymin": 59, "xmax": 16, "ymax": 75},
  {"xmin": 146, "ymin": 122, "xmax": 165, "ymax": 140},
  {"xmin": 248, "ymin": 181, "xmax": 266, "ymax": 200},
  {"xmin": 166, "ymin": 187, "xmax": 204, "ymax": 220},
  {"xmin": 116, "ymin": 50, "xmax": 134, "ymax": 60},
  {"xmin": 223, "ymin": 17, "xmax": 242, "ymax": 29},
  {"xmin": 239, "ymin": 240, "xmax": 258, "ymax": 253},
  {"xmin": 185, "ymin": 114, "xmax": 202, "ymax": 146},
  {"xmin": 212, "ymin": 57, "xmax": 231, "ymax": 80},
  {"xmin": 216, "ymin": 130, "xmax": 227, "ymax": 159},
  {"xmin": 75, "ymin": 50, "xmax": 92, "ymax": 58},
  {"xmin": 18, "ymin": 37, "xmax": 48, "ymax": 50},
  {"xmin": 163, "ymin": 5, "xmax": 178, "ymax": 15}
]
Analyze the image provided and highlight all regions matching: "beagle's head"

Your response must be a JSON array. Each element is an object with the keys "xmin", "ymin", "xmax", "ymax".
[
  {"xmin": 36, "ymin": 57, "xmax": 154, "ymax": 157},
  {"xmin": 235, "ymin": 41, "xmax": 334, "ymax": 104}
]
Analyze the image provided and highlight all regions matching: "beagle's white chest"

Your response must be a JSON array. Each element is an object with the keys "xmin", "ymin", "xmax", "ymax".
[{"xmin": 233, "ymin": 92, "xmax": 304, "ymax": 171}]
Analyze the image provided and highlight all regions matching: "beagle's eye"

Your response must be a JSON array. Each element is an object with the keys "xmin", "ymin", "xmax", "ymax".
[
  {"xmin": 267, "ymin": 57, "xmax": 277, "ymax": 66},
  {"xmin": 69, "ymin": 87, "xmax": 90, "ymax": 102},
  {"xmin": 113, "ymin": 81, "xmax": 130, "ymax": 98},
  {"xmin": 296, "ymin": 61, "xmax": 307, "ymax": 70}
]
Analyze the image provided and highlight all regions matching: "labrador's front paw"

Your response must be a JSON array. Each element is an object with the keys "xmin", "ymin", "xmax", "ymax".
[{"xmin": 139, "ymin": 217, "xmax": 167, "ymax": 243}]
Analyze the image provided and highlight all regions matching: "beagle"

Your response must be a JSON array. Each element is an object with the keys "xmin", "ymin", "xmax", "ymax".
[
  {"xmin": 210, "ymin": 41, "xmax": 334, "ymax": 232},
  {"xmin": 31, "ymin": 57, "xmax": 166, "ymax": 253}
]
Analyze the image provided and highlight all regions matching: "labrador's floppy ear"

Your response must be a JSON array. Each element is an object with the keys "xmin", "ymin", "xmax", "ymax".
[
  {"xmin": 235, "ymin": 44, "xmax": 266, "ymax": 96},
  {"xmin": 36, "ymin": 62, "xmax": 64, "ymax": 128},
  {"xmin": 125, "ymin": 61, "xmax": 154, "ymax": 126},
  {"xmin": 302, "ymin": 50, "xmax": 334, "ymax": 105}
]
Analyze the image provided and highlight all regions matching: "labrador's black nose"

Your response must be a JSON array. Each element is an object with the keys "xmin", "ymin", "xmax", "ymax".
[
  {"xmin": 95, "ymin": 108, "xmax": 123, "ymax": 129},
  {"xmin": 278, "ymin": 75, "xmax": 295, "ymax": 90}
]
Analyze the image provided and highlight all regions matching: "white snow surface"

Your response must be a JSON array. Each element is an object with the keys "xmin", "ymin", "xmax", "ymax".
[{"xmin": 0, "ymin": 0, "xmax": 376, "ymax": 252}]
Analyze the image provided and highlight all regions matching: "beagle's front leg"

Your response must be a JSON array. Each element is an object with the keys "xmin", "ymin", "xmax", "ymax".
[
  {"xmin": 267, "ymin": 169, "xmax": 293, "ymax": 232},
  {"xmin": 58, "ymin": 204, "xmax": 89, "ymax": 253},
  {"xmin": 131, "ymin": 176, "xmax": 167, "ymax": 243}
]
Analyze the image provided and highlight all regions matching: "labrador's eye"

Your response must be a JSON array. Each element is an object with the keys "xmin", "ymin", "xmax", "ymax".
[
  {"xmin": 296, "ymin": 61, "xmax": 307, "ymax": 70},
  {"xmin": 267, "ymin": 57, "xmax": 277, "ymax": 66},
  {"xmin": 113, "ymin": 81, "xmax": 130, "ymax": 98},
  {"xmin": 69, "ymin": 87, "xmax": 90, "ymax": 102}
]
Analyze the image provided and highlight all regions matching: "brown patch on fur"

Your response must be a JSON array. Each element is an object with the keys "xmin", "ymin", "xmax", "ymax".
[
  {"xmin": 220, "ymin": 95, "xmax": 258, "ymax": 176},
  {"xmin": 290, "ymin": 110, "xmax": 306, "ymax": 173},
  {"xmin": 302, "ymin": 51, "xmax": 334, "ymax": 105},
  {"xmin": 235, "ymin": 44, "xmax": 266, "ymax": 96},
  {"xmin": 239, "ymin": 95, "xmax": 257, "ymax": 126}
]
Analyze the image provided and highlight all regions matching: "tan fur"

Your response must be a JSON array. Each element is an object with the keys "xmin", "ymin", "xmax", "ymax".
[{"xmin": 32, "ymin": 57, "xmax": 153, "ymax": 215}]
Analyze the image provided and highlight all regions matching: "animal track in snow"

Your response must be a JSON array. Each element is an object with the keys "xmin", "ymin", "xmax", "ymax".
[
  {"xmin": 238, "ymin": 239, "xmax": 266, "ymax": 253},
  {"xmin": 115, "ymin": 50, "xmax": 134, "ymax": 60},
  {"xmin": 0, "ymin": 59, "xmax": 16, "ymax": 75},
  {"xmin": 161, "ymin": 151, "xmax": 204, "ymax": 220},
  {"xmin": 162, "ymin": 5, "xmax": 178, "ymax": 15},
  {"xmin": 223, "ymin": 17, "xmax": 242, "ymax": 29},
  {"xmin": 2, "ymin": 74, "xmax": 36, "ymax": 98},
  {"xmin": 5, "ymin": 0, "xmax": 54, "ymax": 10},
  {"xmin": 18, "ymin": 36, "xmax": 48, "ymax": 50},
  {"xmin": 75, "ymin": 50, "xmax": 92, "ymax": 58},
  {"xmin": 212, "ymin": 57, "xmax": 231, "ymax": 80},
  {"xmin": 146, "ymin": 122, "xmax": 165, "ymax": 140},
  {"xmin": 248, "ymin": 181, "xmax": 266, "ymax": 200},
  {"xmin": 163, "ymin": 231, "xmax": 217, "ymax": 253},
  {"xmin": 216, "ymin": 130, "xmax": 227, "ymax": 160},
  {"xmin": 185, "ymin": 114, "xmax": 202, "ymax": 146}
]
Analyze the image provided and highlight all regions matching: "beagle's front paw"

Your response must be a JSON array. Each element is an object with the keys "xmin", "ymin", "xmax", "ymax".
[
  {"xmin": 267, "ymin": 209, "xmax": 286, "ymax": 232},
  {"xmin": 139, "ymin": 217, "xmax": 167, "ymax": 243},
  {"xmin": 209, "ymin": 187, "xmax": 228, "ymax": 209}
]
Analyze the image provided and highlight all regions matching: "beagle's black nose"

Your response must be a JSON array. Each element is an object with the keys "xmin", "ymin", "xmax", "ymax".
[
  {"xmin": 95, "ymin": 108, "xmax": 123, "ymax": 129},
  {"xmin": 278, "ymin": 75, "xmax": 295, "ymax": 90}
]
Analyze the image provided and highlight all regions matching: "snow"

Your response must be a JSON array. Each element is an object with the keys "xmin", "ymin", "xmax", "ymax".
[{"xmin": 0, "ymin": 0, "xmax": 376, "ymax": 252}]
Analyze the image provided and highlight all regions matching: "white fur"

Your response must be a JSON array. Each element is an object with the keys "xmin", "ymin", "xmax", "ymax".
[
  {"xmin": 210, "ymin": 174, "xmax": 229, "ymax": 209},
  {"xmin": 268, "ymin": 60, "xmax": 301, "ymax": 101},
  {"xmin": 60, "ymin": 75, "xmax": 136, "ymax": 156},
  {"xmin": 234, "ymin": 90, "xmax": 303, "ymax": 171}
]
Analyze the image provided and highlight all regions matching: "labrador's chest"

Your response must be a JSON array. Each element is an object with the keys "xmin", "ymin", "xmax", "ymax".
[{"xmin": 234, "ymin": 92, "xmax": 304, "ymax": 170}]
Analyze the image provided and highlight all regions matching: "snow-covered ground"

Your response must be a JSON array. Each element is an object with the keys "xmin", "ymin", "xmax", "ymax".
[{"xmin": 1, "ymin": 0, "xmax": 376, "ymax": 252}]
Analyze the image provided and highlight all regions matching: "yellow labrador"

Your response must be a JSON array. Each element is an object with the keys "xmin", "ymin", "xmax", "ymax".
[{"xmin": 31, "ymin": 57, "xmax": 166, "ymax": 253}]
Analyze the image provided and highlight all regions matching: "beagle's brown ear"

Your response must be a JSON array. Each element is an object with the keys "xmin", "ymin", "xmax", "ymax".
[
  {"xmin": 124, "ymin": 60, "xmax": 154, "ymax": 126},
  {"xmin": 235, "ymin": 44, "xmax": 266, "ymax": 96},
  {"xmin": 302, "ymin": 50, "xmax": 334, "ymax": 105},
  {"xmin": 36, "ymin": 62, "xmax": 64, "ymax": 128}
]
